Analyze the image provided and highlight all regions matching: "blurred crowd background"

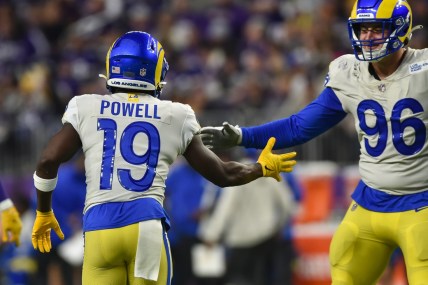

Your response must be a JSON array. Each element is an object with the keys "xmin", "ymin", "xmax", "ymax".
[{"xmin": 0, "ymin": 0, "xmax": 427, "ymax": 284}]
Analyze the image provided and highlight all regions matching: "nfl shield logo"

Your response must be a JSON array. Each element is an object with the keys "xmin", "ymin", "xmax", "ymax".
[{"xmin": 140, "ymin": 68, "xmax": 146, "ymax": 77}]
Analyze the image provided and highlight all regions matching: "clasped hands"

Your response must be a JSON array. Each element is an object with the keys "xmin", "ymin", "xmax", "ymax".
[{"xmin": 198, "ymin": 122, "xmax": 297, "ymax": 181}]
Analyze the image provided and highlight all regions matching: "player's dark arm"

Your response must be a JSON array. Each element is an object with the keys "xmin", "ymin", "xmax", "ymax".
[
  {"xmin": 241, "ymin": 87, "xmax": 347, "ymax": 149},
  {"xmin": 35, "ymin": 123, "xmax": 82, "ymax": 212},
  {"xmin": 183, "ymin": 135, "xmax": 262, "ymax": 187}
]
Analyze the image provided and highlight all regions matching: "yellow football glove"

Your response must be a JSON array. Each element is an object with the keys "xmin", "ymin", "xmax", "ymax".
[
  {"xmin": 257, "ymin": 137, "xmax": 297, "ymax": 181},
  {"xmin": 31, "ymin": 210, "xmax": 64, "ymax": 253},
  {"xmin": 1, "ymin": 206, "xmax": 22, "ymax": 246}
]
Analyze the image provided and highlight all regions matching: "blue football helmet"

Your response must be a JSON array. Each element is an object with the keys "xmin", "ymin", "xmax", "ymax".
[
  {"xmin": 102, "ymin": 31, "xmax": 169, "ymax": 97},
  {"xmin": 348, "ymin": 0, "xmax": 413, "ymax": 62}
]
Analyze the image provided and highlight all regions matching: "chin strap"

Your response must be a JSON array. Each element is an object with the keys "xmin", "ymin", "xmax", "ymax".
[
  {"xmin": 411, "ymin": 25, "xmax": 424, "ymax": 33},
  {"xmin": 155, "ymin": 82, "xmax": 167, "ymax": 98},
  {"xmin": 408, "ymin": 25, "xmax": 424, "ymax": 42},
  {"xmin": 99, "ymin": 74, "xmax": 112, "ymax": 92},
  {"xmin": 404, "ymin": 25, "xmax": 423, "ymax": 46}
]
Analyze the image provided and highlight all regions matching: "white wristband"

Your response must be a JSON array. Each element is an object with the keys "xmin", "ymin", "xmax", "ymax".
[
  {"xmin": 0, "ymin": 198, "xmax": 13, "ymax": 212},
  {"xmin": 33, "ymin": 172, "xmax": 58, "ymax": 192}
]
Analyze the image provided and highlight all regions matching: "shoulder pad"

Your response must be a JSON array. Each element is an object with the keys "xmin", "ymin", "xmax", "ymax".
[{"xmin": 325, "ymin": 54, "xmax": 359, "ymax": 88}]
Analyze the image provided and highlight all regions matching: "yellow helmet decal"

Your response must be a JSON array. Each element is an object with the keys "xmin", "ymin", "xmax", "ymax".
[
  {"xmin": 376, "ymin": 0, "xmax": 412, "ymax": 42},
  {"xmin": 397, "ymin": 1, "xmax": 412, "ymax": 42},
  {"xmin": 350, "ymin": 1, "xmax": 358, "ymax": 19},
  {"xmin": 105, "ymin": 39, "xmax": 118, "ymax": 79},
  {"xmin": 155, "ymin": 42, "xmax": 165, "ymax": 88},
  {"xmin": 376, "ymin": 0, "xmax": 396, "ymax": 18}
]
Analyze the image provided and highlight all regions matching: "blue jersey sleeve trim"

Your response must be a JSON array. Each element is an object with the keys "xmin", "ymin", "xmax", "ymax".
[
  {"xmin": 241, "ymin": 87, "xmax": 347, "ymax": 149},
  {"xmin": 352, "ymin": 180, "xmax": 428, "ymax": 212}
]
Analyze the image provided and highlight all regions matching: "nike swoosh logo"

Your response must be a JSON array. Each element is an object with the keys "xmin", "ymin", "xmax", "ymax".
[{"xmin": 264, "ymin": 165, "xmax": 273, "ymax": 171}]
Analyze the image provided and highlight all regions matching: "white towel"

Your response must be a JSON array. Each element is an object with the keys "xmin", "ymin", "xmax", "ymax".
[{"xmin": 134, "ymin": 219, "xmax": 163, "ymax": 281}]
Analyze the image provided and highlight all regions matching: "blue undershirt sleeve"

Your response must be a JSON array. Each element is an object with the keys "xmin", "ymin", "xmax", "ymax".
[{"xmin": 241, "ymin": 87, "xmax": 347, "ymax": 149}]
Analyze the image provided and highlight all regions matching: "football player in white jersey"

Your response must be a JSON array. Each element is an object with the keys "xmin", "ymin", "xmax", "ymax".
[
  {"xmin": 30, "ymin": 31, "xmax": 297, "ymax": 285},
  {"xmin": 199, "ymin": 0, "xmax": 428, "ymax": 284},
  {"xmin": 0, "ymin": 180, "xmax": 22, "ymax": 246}
]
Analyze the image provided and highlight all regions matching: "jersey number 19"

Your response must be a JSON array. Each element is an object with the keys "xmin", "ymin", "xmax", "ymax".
[{"xmin": 97, "ymin": 118, "xmax": 160, "ymax": 191}]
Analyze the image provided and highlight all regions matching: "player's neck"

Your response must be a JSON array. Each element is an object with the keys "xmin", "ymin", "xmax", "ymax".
[{"xmin": 370, "ymin": 48, "xmax": 407, "ymax": 80}]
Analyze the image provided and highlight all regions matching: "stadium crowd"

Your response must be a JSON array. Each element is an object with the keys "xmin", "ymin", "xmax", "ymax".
[{"xmin": 4, "ymin": 0, "xmax": 428, "ymax": 175}]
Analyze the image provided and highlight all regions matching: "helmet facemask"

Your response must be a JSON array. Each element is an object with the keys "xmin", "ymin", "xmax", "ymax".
[
  {"xmin": 348, "ymin": 0, "xmax": 413, "ymax": 62},
  {"xmin": 349, "ymin": 20, "xmax": 396, "ymax": 62}
]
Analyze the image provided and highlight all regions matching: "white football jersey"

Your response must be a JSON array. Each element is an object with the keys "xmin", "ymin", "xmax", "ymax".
[
  {"xmin": 326, "ymin": 48, "xmax": 428, "ymax": 195},
  {"xmin": 62, "ymin": 93, "xmax": 200, "ymax": 213}
]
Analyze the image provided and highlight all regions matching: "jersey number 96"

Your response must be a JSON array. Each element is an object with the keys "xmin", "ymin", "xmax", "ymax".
[{"xmin": 358, "ymin": 98, "xmax": 426, "ymax": 157}]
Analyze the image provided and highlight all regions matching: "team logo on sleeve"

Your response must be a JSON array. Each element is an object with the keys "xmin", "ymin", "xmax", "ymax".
[{"xmin": 409, "ymin": 60, "xmax": 428, "ymax": 74}]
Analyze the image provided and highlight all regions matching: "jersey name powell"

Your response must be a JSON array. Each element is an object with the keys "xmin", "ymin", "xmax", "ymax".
[{"xmin": 100, "ymin": 100, "xmax": 162, "ymax": 119}]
